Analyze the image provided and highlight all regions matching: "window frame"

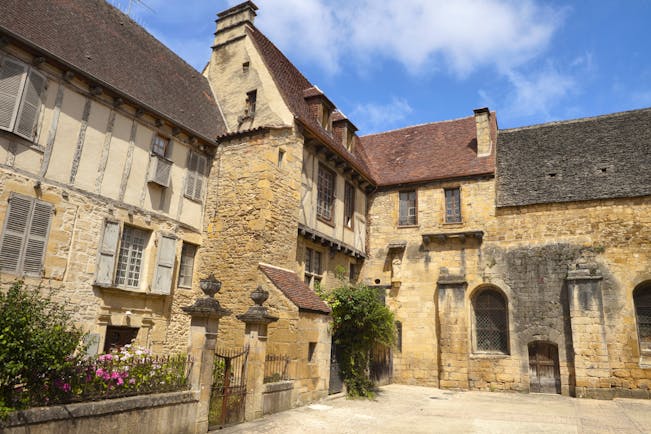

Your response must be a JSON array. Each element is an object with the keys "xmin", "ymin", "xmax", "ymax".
[
  {"xmin": 0, "ymin": 193, "xmax": 53, "ymax": 276},
  {"xmin": 178, "ymin": 242, "xmax": 197, "ymax": 289},
  {"xmin": 304, "ymin": 247, "xmax": 323, "ymax": 288},
  {"xmin": 398, "ymin": 189, "xmax": 417, "ymax": 226},
  {"xmin": 444, "ymin": 187, "xmax": 462, "ymax": 223},
  {"xmin": 151, "ymin": 134, "xmax": 170, "ymax": 158},
  {"xmin": 343, "ymin": 181, "xmax": 355, "ymax": 230},
  {"xmin": 316, "ymin": 163, "xmax": 336, "ymax": 224},
  {"xmin": 634, "ymin": 283, "xmax": 651, "ymax": 357},
  {"xmin": 0, "ymin": 55, "xmax": 47, "ymax": 141},
  {"xmin": 114, "ymin": 225, "xmax": 150, "ymax": 289},
  {"xmin": 246, "ymin": 90, "xmax": 257, "ymax": 116},
  {"xmin": 472, "ymin": 288, "xmax": 509, "ymax": 355}
]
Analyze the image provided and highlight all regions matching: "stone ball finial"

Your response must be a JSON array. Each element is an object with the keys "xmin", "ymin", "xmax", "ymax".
[
  {"xmin": 250, "ymin": 285, "xmax": 269, "ymax": 306},
  {"xmin": 199, "ymin": 273, "xmax": 222, "ymax": 298}
]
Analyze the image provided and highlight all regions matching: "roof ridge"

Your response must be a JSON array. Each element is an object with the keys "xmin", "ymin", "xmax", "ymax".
[
  {"xmin": 500, "ymin": 106, "xmax": 651, "ymax": 132},
  {"xmin": 361, "ymin": 114, "xmax": 475, "ymax": 138}
]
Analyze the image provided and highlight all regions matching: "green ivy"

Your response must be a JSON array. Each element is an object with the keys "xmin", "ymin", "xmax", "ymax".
[
  {"xmin": 320, "ymin": 273, "xmax": 395, "ymax": 398},
  {"xmin": 0, "ymin": 281, "xmax": 86, "ymax": 416}
]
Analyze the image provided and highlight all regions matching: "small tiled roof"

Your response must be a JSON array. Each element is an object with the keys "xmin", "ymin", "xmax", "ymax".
[
  {"xmin": 247, "ymin": 25, "xmax": 375, "ymax": 183},
  {"xmin": 358, "ymin": 114, "xmax": 496, "ymax": 186},
  {"xmin": 259, "ymin": 264, "xmax": 331, "ymax": 314},
  {"xmin": 0, "ymin": 0, "xmax": 225, "ymax": 141}
]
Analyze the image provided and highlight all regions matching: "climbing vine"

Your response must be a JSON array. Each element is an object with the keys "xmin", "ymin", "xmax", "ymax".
[{"xmin": 319, "ymin": 272, "xmax": 395, "ymax": 397}]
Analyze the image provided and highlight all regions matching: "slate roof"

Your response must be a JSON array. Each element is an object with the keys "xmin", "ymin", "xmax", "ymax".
[
  {"xmin": 358, "ymin": 114, "xmax": 496, "ymax": 187},
  {"xmin": 496, "ymin": 107, "xmax": 651, "ymax": 207},
  {"xmin": 247, "ymin": 25, "xmax": 375, "ymax": 182},
  {"xmin": 0, "ymin": 0, "xmax": 225, "ymax": 141},
  {"xmin": 259, "ymin": 264, "xmax": 331, "ymax": 314}
]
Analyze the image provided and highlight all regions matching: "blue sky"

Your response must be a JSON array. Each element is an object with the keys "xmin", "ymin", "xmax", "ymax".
[{"xmin": 109, "ymin": 0, "xmax": 651, "ymax": 134}]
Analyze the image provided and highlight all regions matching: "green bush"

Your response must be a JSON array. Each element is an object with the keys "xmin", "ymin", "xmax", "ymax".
[
  {"xmin": 0, "ymin": 281, "xmax": 86, "ymax": 415},
  {"xmin": 320, "ymin": 276, "xmax": 395, "ymax": 397}
]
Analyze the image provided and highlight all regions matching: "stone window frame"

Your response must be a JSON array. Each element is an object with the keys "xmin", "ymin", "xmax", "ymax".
[
  {"xmin": 634, "ymin": 282, "xmax": 651, "ymax": 359},
  {"xmin": 0, "ymin": 193, "xmax": 53, "ymax": 277},
  {"xmin": 316, "ymin": 163, "xmax": 336, "ymax": 225},
  {"xmin": 398, "ymin": 189, "xmax": 417, "ymax": 227},
  {"xmin": 471, "ymin": 286, "xmax": 510, "ymax": 355},
  {"xmin": 304, "ymin": 247, "xmax": 323, "ymax": 288},
  {"xmin": 444, "ymin": 187, "xmax": 462, "ymax": 223},
  {"xmin": 245, "ymin": 89, "xmax": 257, "ymax": 117},
  {"xmin": 177, "ymin": 242, "xmax": 197, "ymax": 289}
]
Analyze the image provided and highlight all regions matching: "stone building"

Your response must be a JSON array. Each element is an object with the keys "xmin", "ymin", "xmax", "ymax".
[
  {"xmin": 2, "ymin": 0, "xmax": 650, "ymax": 405},
  {"xmin": 0, "ymin": 0, "xmax": 225, "ymax": 354}
]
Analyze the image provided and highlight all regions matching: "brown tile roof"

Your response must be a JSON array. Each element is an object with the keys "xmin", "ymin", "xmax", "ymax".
[
  {"xmin": 358, "ymin": 114, "xmax": 496, "ymax": 186},
  {"xmin": 247, "ymin": 25, "xmax": 375, "ymax": 182},
  {"xmin": 0, "ymin": 0, "xmax": 225, "ymax": 141},
  {"xmin": 259, "ymin": 264, "xmax": 331, "ymax": 314}
]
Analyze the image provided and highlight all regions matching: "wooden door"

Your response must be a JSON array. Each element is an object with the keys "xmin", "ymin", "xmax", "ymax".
[{"xmin": 528, "ymin": 341, "xmax": 561, "ymax": 394}]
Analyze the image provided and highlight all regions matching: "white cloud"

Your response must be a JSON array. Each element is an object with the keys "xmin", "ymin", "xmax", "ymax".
[
  {"xmin": 503, "ymin": 67, "xmax": 575, "ymax": 120},
  {"xmin": 351, "ymin": 98, "xmax": 414, "ymax": 134},
  {"xmin": 257, "ymin": 0, "xmax": 564, "ymax": 77}
]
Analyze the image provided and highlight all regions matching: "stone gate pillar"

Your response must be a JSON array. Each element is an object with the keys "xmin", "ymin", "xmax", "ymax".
[
  {"xmin": 182, "ymin": 274, "xmax": 231, "ymax": 434},
  {"xmin": 237, "ymin": 286, "xmax": 279, "ymax": 421},
  {"xmin": 566, "ymin": 263, "xmax": 612, "ymax": 399}
]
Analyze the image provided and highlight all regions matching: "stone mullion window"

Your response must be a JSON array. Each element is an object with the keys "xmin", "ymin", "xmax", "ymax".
[
  {"xmin": 316, "ymin": 164, "xmax": 335, "ymax": 223},
  {"xmin": 473, "ymin": 289, "xmax": 508, "ymax": 354}
]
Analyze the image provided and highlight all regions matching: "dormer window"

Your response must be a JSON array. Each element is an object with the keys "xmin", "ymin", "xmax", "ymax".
[
  {"xmin": 346, "ymin": 129, "xmax": 355, "ymax": 152},
  {"xmin": 321, "ymin": 109, "xmax": 331, "ymax": 131},
  {"xmin": 246, "ymin": 90, "xmax": 257, "ymax": 117}
]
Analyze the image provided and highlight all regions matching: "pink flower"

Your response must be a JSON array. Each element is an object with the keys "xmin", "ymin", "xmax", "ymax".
[
  {"xmin": 111, "ymin": 371, "xmax": 120, "ymax": 380},
  {"xmin": 96, "ymin": 368, "xmax": 105, "ymax": 377},
  {"xmin": 62, "ymin": 383, "xmax": 71, "ymax": 392},
  {"xmin": 117, "ymin": 377, "xmax": 124, "ymax": 386},
  {"xmin": 129, "ymin": 378, "xmax": 136, "ymax": 385}
]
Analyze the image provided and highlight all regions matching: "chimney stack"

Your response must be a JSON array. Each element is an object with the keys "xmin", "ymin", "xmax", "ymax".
[
  {"xmin": 214, "ymin": 1, "xmax": 258, "ymax": 47},
  {"xmin": 473, "ymin": 107, "xmax": 492, "ymax": 157}
]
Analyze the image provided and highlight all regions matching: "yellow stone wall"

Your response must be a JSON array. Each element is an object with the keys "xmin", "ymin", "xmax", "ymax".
[{"xmin": 363, "ymin": 174, "xmax": 651, "ymax": 397}]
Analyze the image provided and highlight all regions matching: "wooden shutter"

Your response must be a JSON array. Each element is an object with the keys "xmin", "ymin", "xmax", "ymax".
[
  {"xmin": 15, "ymin": 69, "xmax": 46, "ymax": 140},
  {"xmin": 194, "ymin": 155, "xmax": 206, "ymax": 199},
  {"xmin": 151, "ymin": 234, "xmax": 176, "ymax": 294},
  {"xmin": 185, "ymin": 152, "xmax": 197, "ymax": 198},
  {"xmin": 96, "ymin": 220, "xmax": 120, "ymax": 285},
  {"xmin": 0, "ymin": 195, "xmax": 31, "ymax": 273},
  {"xmin": 22, "ymin": 200, "xmax": 52, "ymax": 275},
  {"xmin": 0, "ymin": 58, "xmax": 27, "ymax": 131}
]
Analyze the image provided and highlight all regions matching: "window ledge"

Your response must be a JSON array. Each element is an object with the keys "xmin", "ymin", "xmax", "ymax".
[
  {"xmin": 442, "ymin": 221, "xmax": 464, "ymax": 226},
  {"xmin": 470, "ymin": 353, "xmax": 510, "ymax": 359},
  {"xmin": 639, "ymin": 355, "xmax": 651, "ymax": 368},
  {"xmin": 183, "ymin": 193, "xmax": 203, "ymax": 204},
  {"xmin": 397, "ymin": 224, "xmax": 419, "ymax": 229},
  {"xmin": 93, "ymin": 283, "xmax": 169, "ymax": 297},
  {"xmin": 317, "ymin": 216, "xmax": 335, "ymax": 228}
]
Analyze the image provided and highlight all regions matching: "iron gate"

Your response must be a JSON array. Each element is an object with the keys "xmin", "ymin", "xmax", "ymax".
[{"xmin": 209, "ymin": 346, "xmax": 249, "ymax": 429}]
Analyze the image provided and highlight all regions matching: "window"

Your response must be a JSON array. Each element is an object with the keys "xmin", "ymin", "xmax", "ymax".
[
  {"xmin": 0, "ymin": 56, "xmax": 47, "ymax": 140},
  {"xmin": 344, "ymin": 182, "xmax": 355, "ymax": 229},
  {"xmin": 445, "ymin": 187, "xmax": 461, "ymax": 223},
  {"xmin": 308, "ymin": 342, "xmax": 317, "ymax": 362},
  {"xmin": 316, "ymin": 164, "xmax": 335, "ymax": 223},
  {"xmin": 473, "ymin": 289, "xmax": 508, "ymax": 354},
  {"xmin": 115, "ymin": 226, "xmax": 149, "ymax": 288},
  {"xmin": 304, "ymin": 247, "xmax": 322, "ymax": 287},
  {"xmin": 398, "ymin": 190, "xmax": 417, "ymax": 226},
  {"xmin": 178, "ymin": 242, "xmax": 197, "ymax": 288},
  {"xmin": 185, "ymin": 151, "xmax": 207, "ymax": 202},
  {"xmin": 103, "ymin": 326, "xmax": 138, "ymax": 353},
  {"xmin": 395, "ymin": 321, "xmax": 403, "ymax": 352},
  {"xmin": 349, "ymin": 262, "xmax": 359, "ymax": 283},
  {"xmin": 634, "ymin": 283, "xmax": 651, "ymax": 355},
  {"xmin": 0, "ymin": 194, "xmax": 52, "ymax": 276},
  {"xmin": 96, "ymin": 222, "xmax": 177, "ymax": 293},
  {"xmin": 246, "ymin": 90, "xmax": 257, "ymax": 116},
  {"xmin": 151, "ymin": 135, "xmax": 169, "ymax": 157}
]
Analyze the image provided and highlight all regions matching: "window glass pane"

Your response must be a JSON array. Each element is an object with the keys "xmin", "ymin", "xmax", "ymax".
[
  {"xmin": 399, "ymin": 190, "xmax": 416, "ymax": 225},
  {"xmin": 635, "ymin": 286, "xmax": 651, "ymax": 353},
  {"xmin": 152, "ymin": 135, "xmax": 169, "ymax": 157},
  {"xmin": 178, "ymin": 243, "xmax": 197, "ymax": 288},
  {"xmin": 317, "ymin": 165, "xmax": 335, "ymax": 221},
  {"xmin": 474, "ymin": 290, "xmax": 508, "ymax": 353},
  {"xmin": 344, "ymin": 182, "xmax": 355, "ymax": 228},
  {"xmin": 445, "ymin": 188, "xmax": 461, "ymax": 223},
  {"xmin": 115, "ymin": 226, "xmax": 148, "ymax": 288}
]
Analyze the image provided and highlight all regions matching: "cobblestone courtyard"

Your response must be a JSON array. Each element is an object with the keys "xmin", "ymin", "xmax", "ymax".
[{"xmin": 217, "ymin": 384, "xmax": 651, "ymax": 433}]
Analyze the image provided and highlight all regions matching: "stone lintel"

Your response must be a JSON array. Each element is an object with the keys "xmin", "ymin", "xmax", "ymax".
[
  {"xmin": 437, "ymin": 275, "xmax": 467, "ymax": 286},
  {"xmin": 566, "ymin": 269, "xmax": 603, "ymax": 281}
]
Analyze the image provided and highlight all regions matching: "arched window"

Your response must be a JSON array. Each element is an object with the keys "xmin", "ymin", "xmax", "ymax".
[
  {"xmin": 634, "ymin": 283, "xmax": 651, "ymax": 355},
  {"xmin": 473, "ymin": 289, "xmax": 508, "ymax": 354}
]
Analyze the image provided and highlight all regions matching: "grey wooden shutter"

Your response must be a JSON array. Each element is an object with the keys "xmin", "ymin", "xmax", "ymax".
[
  {"xmin": 0, "ymin": 58, "xmax": 27, "ymax": 131},
  {"xmin": 151, "ymin": 234, "xmax": 176, "ymax": 294},
  {"xmin": 22, "ymin": 200, "xmax": 52, "ymax": 276},
  {"xmin": 185, "ymin": 152, "xmax": 197, "ymax": 198},
  {"xmin": 194, "ymin": 155, "xmax": 207, "ymax": 199},
  {"xmin": 15, "ymin": 69, "xmax": 46, "ymax": 140},
  {"xmin": 0, "ymin": 195, "xmax": 31, "ymax": 273},
  {"xmin": 96, "ymin": 220, "xmax": 120, "ymax": 285}
]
